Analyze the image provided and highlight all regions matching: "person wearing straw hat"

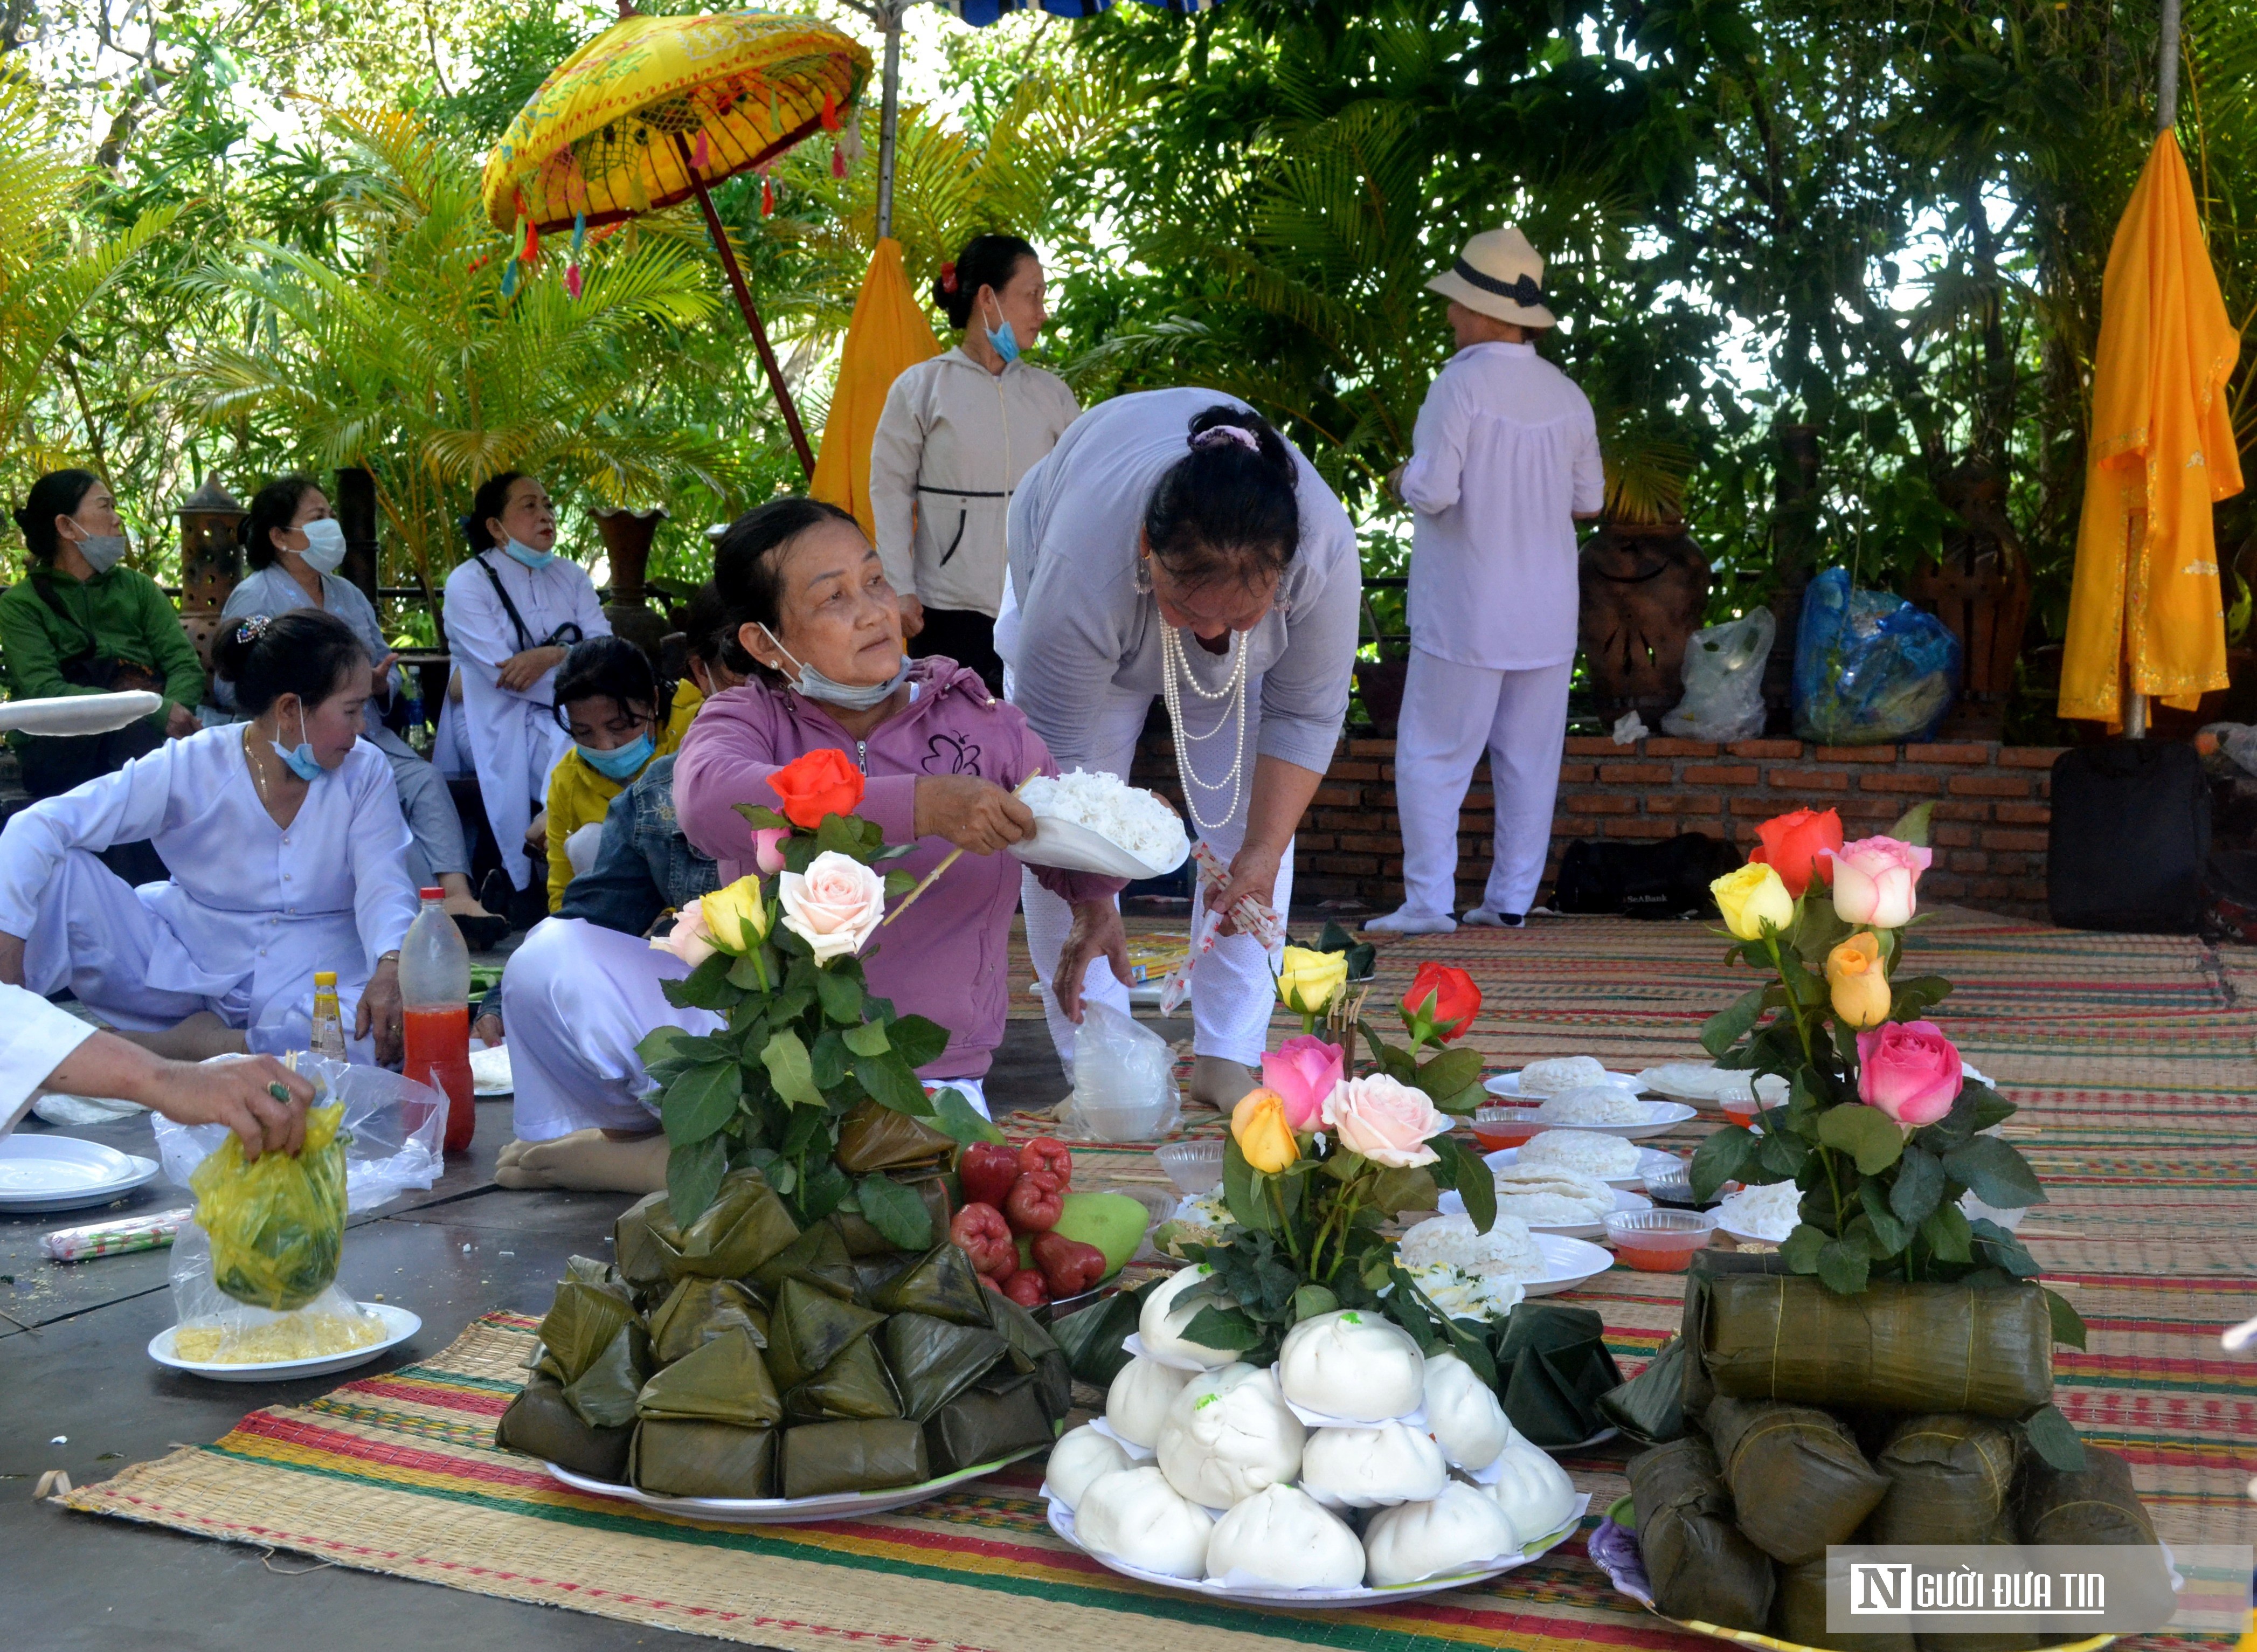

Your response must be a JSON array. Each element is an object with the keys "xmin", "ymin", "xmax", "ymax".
[{"xmin": 1366, "ymin": 227, "xmax": 1603, "ymax": 937}]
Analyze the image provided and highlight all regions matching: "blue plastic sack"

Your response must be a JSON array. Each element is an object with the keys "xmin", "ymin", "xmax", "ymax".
[{"xmin": 1791, "ymin": 568, "xmax": 1961, "ymax": 745}]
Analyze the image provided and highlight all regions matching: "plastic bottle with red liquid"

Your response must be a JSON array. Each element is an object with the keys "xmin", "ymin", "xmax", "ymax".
[{"xmin": 399, "ymin": 886, "xmax": 475, "ymax": 1153}]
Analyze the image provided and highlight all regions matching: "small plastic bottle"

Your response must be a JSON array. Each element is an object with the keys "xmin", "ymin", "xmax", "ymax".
[
  {"xmin": 398, "ymin": 887, "xmax": 475, "ymax": 1153},
  {"xmin": 309, "ymin": 971, "xmax": 347, "ymax": 1061}
]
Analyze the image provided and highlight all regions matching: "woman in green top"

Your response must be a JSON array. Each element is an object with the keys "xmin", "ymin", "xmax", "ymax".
[{"xmin": 3, "ymin": 470, "xmax": 204, "ymax": 816}]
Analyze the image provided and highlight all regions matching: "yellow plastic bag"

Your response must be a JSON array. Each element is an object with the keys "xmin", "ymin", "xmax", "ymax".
[{"xmin": 189, "ymin": 1102, "xmax": 349, "ymax": 1310}]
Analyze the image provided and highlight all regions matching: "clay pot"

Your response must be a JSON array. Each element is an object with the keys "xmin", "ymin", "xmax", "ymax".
[{"xmin": 1578, "ymin": 521, "xmax": 1711, "ymax": 717}]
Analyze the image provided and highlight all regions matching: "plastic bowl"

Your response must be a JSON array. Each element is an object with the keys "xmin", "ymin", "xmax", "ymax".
[
  {"xmin": 1471, "ymin": 1105, "xmax": 1545, "ymax": 1150},
  {"xmin": 1604, "ymin": 1208, "xmax": 1717, "ymax": 1271},
  {"xmin": 1720, "ymin": 1094, "xmax": 1783, "ymax": 1128},
  {"xmin": 1154, "ymin": 1139, "xmax": 1226, "ymax": 1194}
]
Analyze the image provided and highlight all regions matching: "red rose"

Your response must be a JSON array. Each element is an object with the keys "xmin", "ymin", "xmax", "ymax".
[
  {"xmin": 1748, "ymin": 806, "xmax": 1844, "ymax": 899},
  {"xmin": 1004, "ymin": 1169, "xmax": 1064, "ymax": 1233},
  {"xmin": 766, "ymin": 747, "xmax": 865, "ymax": 830},
  {"xmin": 1401, "ymin": 961, "xmax": 1481, "ymax": 1042},
  {"xmin": 1018, "ymin": 1136, "xmax": 1072, "ymax": 1190},
  {"xmin": 958, "ymin": 1141, "xmax": 1020, "ymax": 1210}
]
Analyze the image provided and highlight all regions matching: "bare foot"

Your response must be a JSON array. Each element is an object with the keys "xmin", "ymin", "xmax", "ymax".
[
  {"xmin": 113, "ymin": 1011, "xmax": 250, "ymax": 1062},
  {"xmin": 493, "ymin": 1130, "xmax": 668, "ymax": 1193},
  {"xmin": 1188, "ymin": 1054, "xmax": 1258, "ymax": 1110}
]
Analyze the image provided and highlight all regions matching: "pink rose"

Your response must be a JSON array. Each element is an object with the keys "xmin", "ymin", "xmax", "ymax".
[
  {"xmin": 777, "ymin": 849, "xmax": 885, "ymax": 964},
  {"xmin": 1321, "ymin": 1074, "xmax": 1448, "ymax": 1168},
  {"xmin": 1824, "ymin": 835, "xmax": 1933, "ymax": 928},
  {"xmin": 753, "ymin": 827, "xmax": 790, "ymax": 876},
  {"xmin": 649, "ymin": 901, "xmax": 717, "ymax": 968},
  {"xmin": 1855, "ymin": 1019, "xmax": 1962, "ymax": 1126},
  {"xmin": 1262, "ymin": 1035, "xmax": 1344, "ymax": 1131}
]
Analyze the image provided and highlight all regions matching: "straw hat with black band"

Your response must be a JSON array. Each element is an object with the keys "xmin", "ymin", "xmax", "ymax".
[{"xmin": 1426, "ymin": 227, "xmax": 1556, "ymax": 329}]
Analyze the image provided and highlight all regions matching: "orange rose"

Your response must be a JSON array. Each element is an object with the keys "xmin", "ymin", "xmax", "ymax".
[
  {"xmin": 767, "ymin": 747, "xmax": 865, "ymax": 829},
  {"xmin": 1748, "ymin": 807, "xmax": 1844, "ymax": 898}
]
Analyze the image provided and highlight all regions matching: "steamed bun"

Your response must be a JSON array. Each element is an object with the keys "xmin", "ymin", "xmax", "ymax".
[
  {"xmin": 1276, "ymin": 1308, "xmax": 1425, "ymax": 1421},
  {"xmin": 1299, "ymin": 1419, "xmax": 1449, "ymax": 1509},
  {"xmin": 1362, "ymin": 1482, "xmax": 1519, "ymax": 1586},
  {"xmin": 1139, "ymin": 1264, "xmax": 1242, "ymax": 1368},
  {"xmin": 1046, "ymin": 1423, "xmax": 1134, "ymax": 1510},
  {"xmin": 1421, "ymin": 1352, "xmax": 1513, "ymax": 1471},
  {"xmin": 1205, "ymin": 1483, "xmax": 1366, "ymax": 1590},
  {"xmin": 1481, "ymin": 1434, "xmax": 1578, "ymax": 1543},
  {"xmin": 1106, "ymin": 1355, "xmax": 1189, "ymax": 1448},
  {"xmin": 1155, "ymin": 1362, "xmax": 1305, "ymax": 1509},
  {"xmin": 1075, "ymin": 1465, "xmax": 1214, "ymax": 1579}
]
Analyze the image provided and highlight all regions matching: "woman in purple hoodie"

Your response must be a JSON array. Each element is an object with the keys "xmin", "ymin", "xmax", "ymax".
[{"xmin": 487, "ymin": 499, "xmax": 1132, "ymax": 1192}]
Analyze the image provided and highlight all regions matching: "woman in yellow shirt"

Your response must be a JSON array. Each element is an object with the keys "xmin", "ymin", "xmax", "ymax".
[{"xmin": 544, "ymin": 636, "xmax": 698, "ymax": 911}]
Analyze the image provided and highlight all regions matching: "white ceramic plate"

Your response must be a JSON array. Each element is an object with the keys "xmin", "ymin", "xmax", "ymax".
[
  {"xmin": 1483, "ymin": 1102, "xmax": 1697, "ymax": 1143},
  {"xmin": 546, "ymin": 1445, "xmax": 1045, "ymax": 1525},
  {"xmin": 0, "ymin": 689, "xmax": 162, "ymax": 736},
  {"xmin": 1520, "ymin": 1233, "xmax": 1617, "ymax": 1296},
  {"xmin": 1436, "ymin": 1184, "xmax": 1653, "ymax": 1239},
  {"xmin": 148, "ymin": 1302, "xmax": 421, "ymax": 1382},
  {"xmin": 1485, "ymin": 1069, "xmax": 1645, "ymax": 1100},
  {"xmin": 1009, "ymin": 814, "xmax": 1188, "ymax": 880},
  {"xmin": 0, "ymin": 1135, "xmax": 160, "ymax": 1212},
  {"xmin": 1481, "ymin": 1145, "xmax": 1686, "ymax": 1192},
  {"xmin": 1044, "ymin": 1491, "xmax": 1588, "ymax": 1605},
  {"xmin": 1636, "ymin": 1061, "xmax": 1993, "ymax": 1105}
]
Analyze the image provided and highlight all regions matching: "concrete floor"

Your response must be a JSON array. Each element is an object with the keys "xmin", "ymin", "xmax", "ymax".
[{"xmin": 0, "ymin": 1014, "xmax": 1173, "ymax": 1651}]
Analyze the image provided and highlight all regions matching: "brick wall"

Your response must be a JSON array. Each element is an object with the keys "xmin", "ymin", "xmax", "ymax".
[{"xmin": 1131, "ymin": 713, "xmax": 2065, "ymax": 920}]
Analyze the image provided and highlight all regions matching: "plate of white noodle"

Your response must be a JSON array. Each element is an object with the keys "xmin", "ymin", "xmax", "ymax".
[{"xmin": 1012, "ymin": 770, "xmax": 1191, "ymax": 879}]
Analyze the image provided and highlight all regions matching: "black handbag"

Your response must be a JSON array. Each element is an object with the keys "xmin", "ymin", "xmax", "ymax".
[
  {"xmin": 1549, "ymin": 832, "xmax": 1741, "ymax": 919},
  {"xmin": 2047, "ymin": 742, "xmax": 2210, "ymax": 933}
]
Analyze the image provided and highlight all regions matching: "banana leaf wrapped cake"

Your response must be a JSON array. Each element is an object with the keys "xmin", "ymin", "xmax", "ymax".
[
  {"xmin": 1866, "ymin": 1415, "xmax": 2019, "ymax": 1546},
  {"xmin": 1705, "ymin": 1397, "xmax": 1888, "ymax": 1564},
  {"xmin": 1628, "ymin": 1437, "xmax": 1776, "ymax": 1630},
  {"xmin": 1772, "ymin": 1558, "xmax": 1917, "ymax": 1652}
]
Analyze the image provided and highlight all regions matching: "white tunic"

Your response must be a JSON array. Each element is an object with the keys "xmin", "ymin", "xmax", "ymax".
[
  {"xmin": 216, "ymin": 565, "xmax": 397, "ymax": 735},
  {"xmin": 1005, "ymin": 386, "xmax": 1362, "ymax": 779},
  {"xmin": 440, "ymin": 551, "xmax": 610, "ymax": 888},
  {"xmin": 1398, "ymin": 340, "xmax": 1604, "ymax": 670},
  {"xmin": 1, "ymin": 983, "xmax": 98, "ymax": 1133},
  {"xmin": 0, "ymin": 726, "xmax": 419, "ymax": 1048},
  {"xmin": 868, "ymin": 349, "xmax": 1079, "ymax": 618}
]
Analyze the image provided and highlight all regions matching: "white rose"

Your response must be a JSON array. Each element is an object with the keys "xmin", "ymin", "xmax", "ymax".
[{"xmin": 777, "ymin": 849, "xmax": 885, "ymax": 964}]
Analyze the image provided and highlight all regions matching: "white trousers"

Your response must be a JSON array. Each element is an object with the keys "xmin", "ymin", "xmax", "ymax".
[
  {"xmin": 22, "ymin": 849, "xmax": 374, "ymax": 1059},
  {"xmin": 1015, "ymin": 687, "xmax": 1292, "ymax": 1073},
  {"xmin": 1394, "ymin": 649, "xmax": 1572, "ymax": 920},
  {"xmin": 501, "ymin": 918, "xmax": 987, "ymax": 1142}
]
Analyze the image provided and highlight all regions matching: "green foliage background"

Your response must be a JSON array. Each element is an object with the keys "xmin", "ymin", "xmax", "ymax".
[{"xmin": 3, "ymin": 0, "xmax": 2252, "ymax": 713}]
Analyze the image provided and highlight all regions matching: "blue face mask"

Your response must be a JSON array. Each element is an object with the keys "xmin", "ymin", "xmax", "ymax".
[
  {"xmin": 501, "ymin": 535, "xmax": 556, "ymax": 570},
  {"xmin": 983, "ymin": 295, "xmax": 1020, "ymax": 367},
  {"xmin": 272, "ymin": 704, "xmax": 325, "ymax": 782},
  {"xmin": 578, "ymin": 731, "xmax": 655, "ymax": 782}
]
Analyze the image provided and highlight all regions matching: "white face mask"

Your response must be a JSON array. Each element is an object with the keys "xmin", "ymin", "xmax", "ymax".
[
  {"xmin": 758, "ymin": 624, "xmax": 908, "ymax": 710},
  {"xmin": 297, "ymin": 518, "xmax": 348, "ymax": 575}
]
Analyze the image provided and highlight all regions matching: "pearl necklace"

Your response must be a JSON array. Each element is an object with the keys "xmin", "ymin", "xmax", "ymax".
[{"xmin": 1160, "ymin": 625, "xmax": 1250, "ymax": 835}]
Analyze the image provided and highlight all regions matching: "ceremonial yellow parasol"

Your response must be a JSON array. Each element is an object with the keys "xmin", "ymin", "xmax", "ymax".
[{"xmin": 481, "ymin": 6, "xmax": 873, "ymax": 477}]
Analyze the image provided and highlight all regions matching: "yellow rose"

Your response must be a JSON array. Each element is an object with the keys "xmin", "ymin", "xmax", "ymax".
[
  {"xmin": 1826, "ymin": 931, "xmax": 1892, "ymax": 1028},
  {"xmin": 1230, "ymin": 1087, "xmax": 1301, "ymax": 1173},
  {"xmin": 1711, "ymin": 861, "xmax": 1794, "ymax": 942},
  {"xmin": 1276, "ymin": 945, "xmax": 1349, "ymax": 1015},
  {"xmin": 698, "ymin": 875, "xmax": 772, "ymax": 956}
]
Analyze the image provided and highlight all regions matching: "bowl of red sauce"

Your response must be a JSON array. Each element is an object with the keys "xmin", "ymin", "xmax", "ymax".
[
  {"xmin": 1604, "ymin": 1208, "xmax": 1717, "ymax": 1272},
  {"xmin": 1470, "ymin": 1105, "xmax": 1545, "ymax": 1150}
]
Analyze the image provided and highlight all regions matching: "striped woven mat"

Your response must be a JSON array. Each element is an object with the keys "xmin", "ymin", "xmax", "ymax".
[{"xmin": 64, "ymin": 910, "xmax": 2257, "ymax": 1651}]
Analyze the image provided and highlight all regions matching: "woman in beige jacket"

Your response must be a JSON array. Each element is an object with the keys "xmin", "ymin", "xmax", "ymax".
[{"xmin": 868, "ymin": 233, "xmax": 1078, "ymax": 694}]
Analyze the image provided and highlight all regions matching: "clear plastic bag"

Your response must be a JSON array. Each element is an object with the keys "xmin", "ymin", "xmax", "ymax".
[
  {"xmin": 1058, "ymin": 1002, "xmax": 1181, "ymax": 1142},
  {"xmin": 1662, "ymin": 610, "xmax": 1775, "ymax": 743},
  {"xmin": 155, "ymin": 1055, "xmax": 445, "ymax": 1364},
  {"xmin": 1791, "ymin": 568, "xmax": 1962, "ymax": 745}
]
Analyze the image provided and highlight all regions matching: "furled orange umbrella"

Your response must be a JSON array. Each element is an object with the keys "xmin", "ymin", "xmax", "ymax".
[
  {"xmin": 808, "ymin": 238, "xmax": 939, "ymax": 541},
  {"xmin": 2058, "ymin": 3, "xmax": 2245, "ymax": 731},
  {"xmin": 481, "ymin": 6, "xmax": 872, "ymax": 476}
]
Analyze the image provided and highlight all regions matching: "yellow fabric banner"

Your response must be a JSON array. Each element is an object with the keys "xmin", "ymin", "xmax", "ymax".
[
  {"xmin": 810, "ymin": 240, "xmax": 940, "ymax": 543},
  {"xmin": 2059, "ymin": 132, "xmax": 2245, "ymax": 724}
]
